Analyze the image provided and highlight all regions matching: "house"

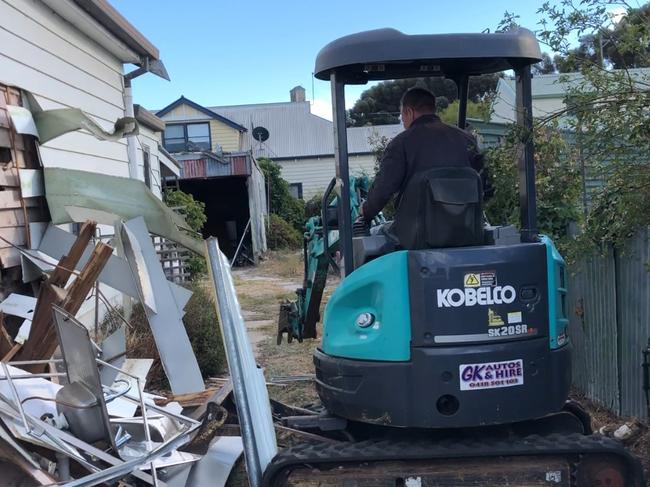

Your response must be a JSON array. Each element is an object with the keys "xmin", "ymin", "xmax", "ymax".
[
  {"xmin": 0, "ymin": 0, "xmax": 178, "ymax": 181},
  {"xmin": 208, "ymin": 86, "xmax": 402, "ymax": 199},
  {"xmin": 491, "ymin": 68, "xmax": 650, "ymax": 124},
  {"xmin": 0, "ymin": 0, "xmax": 179, "ymax": 324},
  {"xmin": 156, "ymin": 98, "xmax": 267, "ymax": 261}
]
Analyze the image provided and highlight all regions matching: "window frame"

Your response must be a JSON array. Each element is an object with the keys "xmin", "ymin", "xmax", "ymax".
[
  {"xmin": 289, "ymin": 182, "xmax": 303, "ymax": 200},
  {"xmin": 163, "ymin": 122, "xmax": 212, "ymax": 152}
]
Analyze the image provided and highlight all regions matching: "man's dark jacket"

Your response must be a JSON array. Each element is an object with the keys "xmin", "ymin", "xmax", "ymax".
[{"xmin": 362, "ymin": 114, "xmax": 489, "ymax": 221}]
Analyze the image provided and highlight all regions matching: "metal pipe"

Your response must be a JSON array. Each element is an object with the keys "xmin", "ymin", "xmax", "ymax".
[
  {"xmin": 206, "ymin": 238, "xmax": 263, "ymax": 487},
  {"xmin": 1, "ymin": 362, "xmax": 30, "ymax": 434},
  {"xmin": 0, "ymin": 373, "xmax": 66, "ymax": 380},
  {"xmin": 231, "ymin": 218, "xmax": 251, "ymax": 266},
  {"xmin": 330, "ymin": 74, "xmax": 354, "ymax": 276},
  {"xmin": 124, "ymin": 79, "xmax": 139, "ymax": 180},
  {"xmin": 457, "ymin": 75, "xmax": 469, "ymax": 129},
  {"xmin": 56, "ymin": 452, "xmax": 71, "ymax": 482},
  {"xmin": 515, "ymin": 65, "xmax": 538, "ymax": 241},
  {"xmin": 8, "ymin": 359, "xmax": 64, "ymax": 366}
]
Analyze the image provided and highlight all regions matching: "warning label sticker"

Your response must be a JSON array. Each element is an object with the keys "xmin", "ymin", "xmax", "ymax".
[
  {"xmin": 459, "ymin": 359, "xmax": 524, "ymax": 391},
  {"xmin": 464, "ymin": 273, "xmax": 480, "ymax": 287},
  {"xmin": 488, "ymin": 308, "xmax": 505, "ymax": 326},
  {"xmin": 464, "ymin": 271, "xmax": 497, "ymax": 288}
]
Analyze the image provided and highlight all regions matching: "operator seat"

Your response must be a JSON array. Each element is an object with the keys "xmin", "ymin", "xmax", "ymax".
[
  {"xmin": 353, "ymin": 167, "xmax": 484, "ymax": 268},
  {"xmin": 392, "ymin": 166, "xmax": 484, "ymax": 250}
]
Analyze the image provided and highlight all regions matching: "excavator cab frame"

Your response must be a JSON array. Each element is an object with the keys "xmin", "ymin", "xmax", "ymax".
[{"xmin": 314, "ymin": 27, "xmax": 541, "ymax": 275}]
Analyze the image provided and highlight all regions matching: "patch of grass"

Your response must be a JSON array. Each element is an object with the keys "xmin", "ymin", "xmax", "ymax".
[{"xmin": 259, "ymin": 250, "xmax": 303, "ymax": 279}]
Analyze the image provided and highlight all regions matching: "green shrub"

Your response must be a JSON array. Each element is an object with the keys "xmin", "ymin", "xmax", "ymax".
[
  {"xmin": 304, "ymin": 192, "xmax": 323, "ymax": 219},
  {"xmin": 259, "ymin": 158, "xmax": 305, "ymax": 231},
  {"xmin": 164, "ymin": 189, "xmax": 208, "ymax": 278},
  {"xmin": 123, "ymin": 282, "xmax": 226, "ymax": 390},
  {"xmin": 267, "ymin": 214, "xmax": 302, "ymax": 250}
]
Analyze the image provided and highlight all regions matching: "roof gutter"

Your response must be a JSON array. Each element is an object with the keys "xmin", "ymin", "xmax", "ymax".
[{"xmin": 41, "ymin": 0, "xmax": 140, "ymax": 64}]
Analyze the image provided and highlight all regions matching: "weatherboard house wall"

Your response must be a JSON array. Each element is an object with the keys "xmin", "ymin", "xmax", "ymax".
[
  {"xmin": 1, "ymin": 0, "xmax": 129, "ymax": 175},
  {"xmin": 0, "ymin": 0, "xmax": 179, "ymax": 327},
  {"xmin": 157, "ymin": 97, "xmax": 246, "ymax": 153}
]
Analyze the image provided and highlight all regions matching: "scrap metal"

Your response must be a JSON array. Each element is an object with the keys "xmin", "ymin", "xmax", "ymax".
[
  {"xmin": 206, "ymin": 237, "xmax": 277, "ymax": 487},
  {"xmin": 120, "ymin": 216, "xmax": 204, "ymax": 395}
]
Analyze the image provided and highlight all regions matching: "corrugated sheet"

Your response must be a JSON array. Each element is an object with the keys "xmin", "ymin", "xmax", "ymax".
[
  {"xmin": 247, "ymin": 159, "xmax": 267, "ymax": 258},
  {"xmin": 618, "ymin": 228, "xmax": 650, "ymax": 417},
  {"xmin": 568, "ymin": 249, "xmax": 620, "ymax": 412},
  {"xmin": 569, "ymin": 228, "xmax": 650, "ymax": 417},
  {"xmin": 178, "ymin": 152, "xmax": 254, "ymax": 179},
  {"xmin": 181, "ymin": 159, "xmax": 206, "ymax": 179},
  {"xmin": 209, "ymin": 101, "xmax": 402, "ymax": 160}
]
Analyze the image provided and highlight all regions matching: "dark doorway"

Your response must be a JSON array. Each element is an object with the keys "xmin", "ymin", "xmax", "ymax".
[{"xmin": 179, "ymin": 176, "xmax": 250, "ymax": 259}]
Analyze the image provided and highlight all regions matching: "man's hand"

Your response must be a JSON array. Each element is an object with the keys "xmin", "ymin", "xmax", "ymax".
[{"xmin": 352, "ymin": 215, "xmax": 370, "ymax": 237}]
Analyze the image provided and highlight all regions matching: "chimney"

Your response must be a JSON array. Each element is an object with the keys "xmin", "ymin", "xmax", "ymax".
[{"xmin": 290, "ymin": 85, "xmax": 306, "ymax": 103}]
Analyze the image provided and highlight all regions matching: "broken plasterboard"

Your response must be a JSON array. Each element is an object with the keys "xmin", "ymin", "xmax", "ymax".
[
  {"xmin": 44, "ymin": 167, "xmax": 203, "ymax": 255},
  {"xmin": 0, "ymin": 293, "xmax": 36, "ymax": 320},
  {"xmin": 120, "ymin": 217, "xmax": 204, "ymax": 395}
]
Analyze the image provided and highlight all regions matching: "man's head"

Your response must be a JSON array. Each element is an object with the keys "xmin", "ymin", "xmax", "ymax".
[{"xmin": 400, "ymin": 87, "xmax": 436, "ymax": 129}]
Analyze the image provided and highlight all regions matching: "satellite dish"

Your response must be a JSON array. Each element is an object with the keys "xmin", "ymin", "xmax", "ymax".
[{"xmin": 252, "ymin": 126, "xmax": 270, "ymax": 142}]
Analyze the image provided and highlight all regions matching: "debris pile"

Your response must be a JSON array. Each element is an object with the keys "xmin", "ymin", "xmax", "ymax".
[{"xmin": 0, "ymin": 221, "xmax": 250, "ymax": 486}]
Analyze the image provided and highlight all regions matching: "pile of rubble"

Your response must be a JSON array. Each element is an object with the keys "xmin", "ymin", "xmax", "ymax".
[{"xmin": 0, "ymin": 219, "xmax": 275, "ymax": 486}]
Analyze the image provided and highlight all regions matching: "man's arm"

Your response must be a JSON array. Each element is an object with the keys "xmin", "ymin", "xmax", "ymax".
[
  {"xmin": 362, "ymin": 137, "xmax": 406, "ymax": 221},
  {"xmin": 467, "ymin": 136, "xmax": 494, "ymax": 201}
]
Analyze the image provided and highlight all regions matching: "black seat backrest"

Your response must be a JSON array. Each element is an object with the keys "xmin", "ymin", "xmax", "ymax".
[{"xmin": 391, "ymin": 166, "xmax": 483, "ymax": 250}]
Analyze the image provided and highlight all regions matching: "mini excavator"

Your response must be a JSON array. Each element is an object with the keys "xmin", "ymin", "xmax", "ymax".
[{"xmin": 269, "ymin": 28, "xmax": 645, "ymax": 487}]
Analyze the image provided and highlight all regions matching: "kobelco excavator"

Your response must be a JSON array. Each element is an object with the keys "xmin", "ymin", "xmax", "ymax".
[{"xmin": 268, "ymin": 28, "xmax": 645, "ymax": 486}]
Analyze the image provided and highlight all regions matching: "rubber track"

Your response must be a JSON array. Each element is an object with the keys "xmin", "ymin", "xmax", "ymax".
[{"xmin": 263, "ymin": 433, "xmax": 646, "ymax": 486}]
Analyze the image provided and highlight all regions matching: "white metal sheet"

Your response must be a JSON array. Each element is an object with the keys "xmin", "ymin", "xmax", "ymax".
[
  {"xmin": 18, "ymin": 169, "xmax": 44, "ymax": 197},
  {"xmin": 121, "ymin": 217, "xmax": 204, "ymax": 395},
  {"xmin": 0, "ymin": 293, "xmax": 36, "ymax": 320}
]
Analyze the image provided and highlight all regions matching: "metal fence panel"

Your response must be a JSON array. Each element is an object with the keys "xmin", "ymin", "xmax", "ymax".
[
  {"xmin": 568, "ymin": 248, "xmax": 620, "ymax": 412},
  {"xmin": 618, "ymin": 228, "xmax": 650, "ymax": 417}
]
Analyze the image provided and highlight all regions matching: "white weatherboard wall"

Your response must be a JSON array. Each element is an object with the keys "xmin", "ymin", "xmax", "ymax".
[
  {"xmin": 278, "ymin": 154, "xmax": 377, "ymax": 199},
  {"xmin": 0, "ymin": 0, "xmax": 129, "ymax": 176}
]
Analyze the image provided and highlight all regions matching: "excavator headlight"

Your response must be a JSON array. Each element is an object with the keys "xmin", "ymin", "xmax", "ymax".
[{"xmin": 355, "ymin": 312, "xmax": 375, "ymax": 328}]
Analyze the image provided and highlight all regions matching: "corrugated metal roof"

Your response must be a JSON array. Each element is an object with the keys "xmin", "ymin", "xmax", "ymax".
[
  {"xmin": 208, "ymin": 101, "xmax": 402, "ymax": 160},
  {"xmin": 501, "ymin": 68, "xmax": 650, "ymax": 97}
]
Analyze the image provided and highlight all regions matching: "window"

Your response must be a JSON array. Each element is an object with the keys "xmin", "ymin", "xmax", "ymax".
[
  {"xmin": 143, "ymin": 145, "xmax": 151, "ymax": 188},
  {"xmin": 289, "ymin": 183, "xmax": 303, "ymax": 199},
  {"xmin": 163, "ymin": 123, "xmax": 211, "ymax": 152}
]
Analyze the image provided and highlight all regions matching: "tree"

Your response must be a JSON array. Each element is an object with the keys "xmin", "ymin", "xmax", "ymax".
[
  {"xmin": 348, "ymin": 75, "xmax": 500, "ymax": 126},
  {"xmin": 533, "ymin": 0, "xmax": 650, "ymax": 249},
  {"xmin": 258, "ymin": 158, "xmax": 305, "ymax": 231},
  {"xmin": 533, "ymin": 52, "xmax": 557, "ymax": 74},
  {"xmin": 484, "ymin": 124, "xmax": 582, "ymax": 255},
  {"xmin": 164, "ymin": 189, "xmax": 208, "ymax": 277}
]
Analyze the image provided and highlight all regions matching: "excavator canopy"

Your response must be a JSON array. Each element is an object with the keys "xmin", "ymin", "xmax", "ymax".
[{"xmin": 314, "ymin": 28, "xmax": 542, "ymax": 83}]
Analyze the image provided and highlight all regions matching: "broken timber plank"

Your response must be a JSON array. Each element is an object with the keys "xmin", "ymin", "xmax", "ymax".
[
  {"xmin": 49, "ymin": 220, "xmax": 96, "ymax": 286},
  {"xmin": 156, "ymin": 387, "xmax": 222, "ymax": 408},
  {"xmin": 0, "ymin": 437, "xmax": 57, "ymax": 486},
  {"xmin": 14, "ymin": 222, "xmax": 108, "ymax": 370},
  {"xmin": 0, "ymin": 312, "xmax": 12, "ymax": 357},
  {"xmin": 20, "ymin": 242, "xmax": 112, "ymax": 371},
  {"xmin": 189, "ymin": 379, "xmax": 234, "ymax": 420}
]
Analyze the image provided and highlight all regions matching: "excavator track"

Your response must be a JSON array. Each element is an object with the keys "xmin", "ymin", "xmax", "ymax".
[{"xmin": 263, "ymin": 433, "xmax": 645, "ymax": 486}]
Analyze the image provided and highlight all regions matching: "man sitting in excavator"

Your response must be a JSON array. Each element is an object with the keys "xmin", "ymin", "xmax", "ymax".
[{"xmin": 356, "ymin": 87, "xmax": 492, "ymax": 248}]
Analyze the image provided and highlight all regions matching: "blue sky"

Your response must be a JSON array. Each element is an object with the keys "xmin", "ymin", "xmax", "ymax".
[{"xmin": 112, "ymin": 1, "xmax": 553, "ymax": 117}]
